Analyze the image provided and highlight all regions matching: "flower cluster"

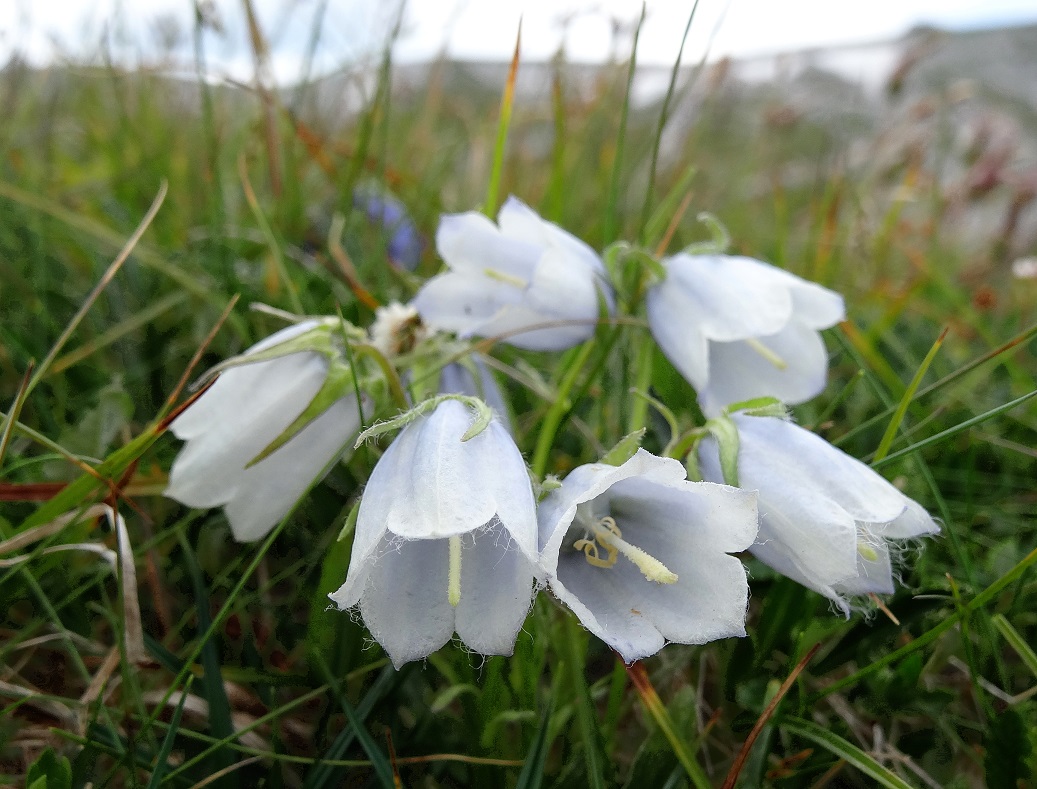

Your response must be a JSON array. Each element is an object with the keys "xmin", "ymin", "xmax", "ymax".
[{"xmin": 164, "ymin": 195, "xmax": 938, "ymax": 667}]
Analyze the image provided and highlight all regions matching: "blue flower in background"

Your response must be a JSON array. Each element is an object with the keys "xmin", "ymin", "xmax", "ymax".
[{"xmin": 353, "ymin": 186, "xmax": 422, "ymax": 270}]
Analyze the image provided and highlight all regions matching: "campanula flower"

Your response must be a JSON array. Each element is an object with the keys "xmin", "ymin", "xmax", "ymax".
[
  {"xmin": 538, "ymin": 449, "xmax": 757, "ymax": 663},
  {"xmin": 646, "ymin": 254, "xmax": 845, "ymax": 415},
  {"xmin": 353, "ymin": 186, "xmax": 422, "ymax": 270},
  {"xmin": 330, "ymin": 398, "xmax": 539, "ymax": 668},
  {"xmin": 165, "ymin": 321, "xmax": 366, "ymax": 542},
  {"xmin": 698, "ymin": 414, "xmax": 940, "ymax": 614},
  {"xmin": 412, "ymin": 196, "xmax": 614, "ymax": 351}
]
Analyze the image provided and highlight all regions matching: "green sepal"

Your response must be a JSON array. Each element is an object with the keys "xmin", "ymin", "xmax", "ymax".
[
  {"xmin": 245, "ymin": 360, "xmax": 361, "ymax": 468},
  {"xmin": 536, "ymin": 474, "xmax": 562, "ymax": 502},
  {"xmin": 600, "ymin": 428, "xmax": 646, "ymax": 467},
  {"xmin": 192, "ymin": 318, "xmax": 361, "ymax": 390},
  {"xmin": 337, "ymin": 497, "xmax": 361, "ymax": 542},
  {"xmin": 725, "ymin": 396, "xmax": 789, "ymax": 419},
  {"xmin": 354, "ymin": 394, "xmax": 494, "ymax": 448},
  {"xmin": 704, "ymin": 412, "xmax": 741, "ymax": 488},
  {"xmin": 682, "ymin": 212, "xmax": 731, "ymax": 256}
]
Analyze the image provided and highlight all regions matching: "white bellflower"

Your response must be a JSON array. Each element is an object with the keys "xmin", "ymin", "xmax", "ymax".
[
  {"xmin": 330, "ymin": 398, "xmax": 540, "ymax": 668},
  {"xmin": 412, "ymin": 196, "xmax": 613, "ymax": 351},
  {"xmin": 646, "ymin": 254, "xmax": 845, "ymax": 415},
  {"xmin": 699, "ymin": 414, "xmax": 940, "ymax": 614},
  {"xmin": 538, "ymin": 449, "xmax": 757, "ymax": 663}
]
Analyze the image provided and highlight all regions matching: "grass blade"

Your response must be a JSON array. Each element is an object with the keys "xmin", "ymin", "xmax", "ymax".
[
  {"xmin": 871, "ymin": 388, "xmax": 1037, "ymax": 468},
  {"xmin": 626, "ymin": 661, "xmax": 710, "ymax": 789},
  {"xmin": 779, "ymin": 717, "xmax": 913, "ymax": 789},
  {"xmin": 485, "ymin": 22, "xmax": 521, "ymax": 218},
  {"xmin": 514, "ymin": 702, "xmax": 555, "ymax": 789},
  {"xmin": 312, "ymin": 652, "xmax": 397, "ymax": 789},
  {"xmin": 872, "ymin": 327, "xmax": 947, "ymax": 462}
]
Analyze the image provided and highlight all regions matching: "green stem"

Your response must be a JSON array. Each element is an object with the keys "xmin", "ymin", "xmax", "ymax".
[{"xmin": 531, "ymin": 339, "xmax": 596, "ymax": 478}]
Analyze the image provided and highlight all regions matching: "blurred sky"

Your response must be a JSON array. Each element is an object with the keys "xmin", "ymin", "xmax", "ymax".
[{"xmin": 2, "ymin": 0, "xmax": 1036, "ymax": 82}]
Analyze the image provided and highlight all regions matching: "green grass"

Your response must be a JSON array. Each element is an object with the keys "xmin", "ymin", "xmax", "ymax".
[{"xmin": 1, "ymin": 9, "xmax": 1036, "ymax": 789}]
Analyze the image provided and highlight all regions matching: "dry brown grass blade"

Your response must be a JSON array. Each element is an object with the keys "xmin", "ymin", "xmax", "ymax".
[
  {"xmin": 329, "ymin": 212, "xmax": 381, "ymax": 310},
  {"xmin": 721, "ymin": 642, "xmax": 822, "ymax": 789},
  {"xmin": 161, "ymin": 293, "xmax": 240, "ymax": 418}
]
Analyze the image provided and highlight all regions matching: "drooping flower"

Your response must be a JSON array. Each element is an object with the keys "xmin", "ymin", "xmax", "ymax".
[
  {"xmin": 353, "ymin": 186, "xmax": 422, "ymax": 270},
  {"xmin": 412, "ymin": 196, "xmax": 614, "ymax": 351},
  {"xmin": 538, "ymin": 449, "xmax": 758, "ymax": 663},
  {"xmin": 645, "ymin": 254, "xmax": 845, "ymax": 415},
  {"xmin": 698, "ymin": 414, "xmax": 940, "ymax": 614},
  {"xmin": 165, "ymin": 320, "xmax": 367, "ymax": 543},
  {"xmin": 330, "ymin": 398, "xmax": 539, "ymax": 668}
]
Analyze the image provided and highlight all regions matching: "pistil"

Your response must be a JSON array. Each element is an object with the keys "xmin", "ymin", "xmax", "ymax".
[
  {"xmin": 744, "ymin": 337, "xmax": 788, "ymax": 370},
  {"xmin": 448, "ymin": 535, "xmax": 462, "ymax": 606},
  {"xmin": 573, "ymin": 515, "xmax": 678, "ymax": 584}
]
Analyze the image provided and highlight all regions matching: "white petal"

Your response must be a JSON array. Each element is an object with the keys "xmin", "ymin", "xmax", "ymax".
[
  {"xmin": 497, "ymin": 197, "xmax": 608, "ymax": 282},
  {"xmin": 749, "ymin": 539, "xmax": 850, "ymax": 615},
  {"xmin": 540, "ymin": 452, "xmax": 754, "ymax": 662},
  {"xmin": 645, "ymin": 286, "xmax": 711, "ymax": 391},
  {"xmin": 475, "ymin": 303, "xmax": 588, "ymax": 350},
  {"xmin": 165, "ymin": 352, "xmax": 327, "ymax": 508},
  {"xmin": 355, "ymin": 536, "xmax": 455, "ymax": 669},
  {"xmin": 700, "ymin": 427, "xmax": 859, "ymax": 589},
  {"xmin": 765, "ymin": 268, "xmax": 846, "ymax": 328},
  {"xmin": 496, "ymin": 196, "xmax": 553, "ymax": 247},
  {"xmin": 833, "ymin": 539, "xmax": 895, "ymax": 596},
  {"xmin": 881, "ymin": 497, "xmax": 940, "ymax": 539},
  {"xmin": 480, "ymin": 421, "xmax": 539, "ymax": 559},
  {"xmin": 222, "ymin": 395, "xmax": 365, "ymax": 542},
  {"xmin": 454, "ymin": 522, "xmax": 537, "ymax": 656},
  {"xmin": 537, "ymin": 450, "xmax": 687, "ymax": 572},
  {"xmin": 437, "ymin": 357, "xmax": 513, "ymax": 433},
  {"xmin": 363, "ymin": 400, "xmax": 526, "ymax": 542},
  {"xmin": 436, "ymin": 211, "xmax": 540, "ymax": 280},
  {"xmin": 552, "ymin": 551, "xmax": 666, "ymax": 663},
  {"xmin": 734, "ymin": 416, "xmax": 918, "ymax": 525},
  {"xmin": 658, "ymin": 255, "xmax": 794, "ymax": 341},
  {"xmin": 411, "ymin": 272, "xmax": 519, "ymax": 336},
  {"xmin": 701, "ymin": 320, "xmax": 830, "ymax": 413}
]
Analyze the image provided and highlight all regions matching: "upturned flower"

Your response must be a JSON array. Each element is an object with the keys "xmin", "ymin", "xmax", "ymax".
[
  {"xmin": 645, "ymin": 254, "xmax": 845, "ymax": 415},
  {"xmin": 412, "ymin": 196, "xmax": 614, "ymax": 351},
  {"xmin": 165, "ymin": 320, "xmax": 367, "ymax": 543},
  {"xmin": 698, "ymin": 414, "xmax": 940, "ymax": 614},
  {"xmin": 538, "ymin": 449, "xmax": 758, "ymax": 663},
  {"xmin": 330, "ymin": 398, "xmax": 540, "ymax": 668}
]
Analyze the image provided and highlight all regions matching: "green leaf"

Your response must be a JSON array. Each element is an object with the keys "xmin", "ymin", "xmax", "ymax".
[
  {"xmin": 26, "ymin": 748, "xmax": 72, "ymax": 789},
  {"xmin": 515, "ymin": 703, "xmax": 555, "ymax": 789},
  {"xmin": 780, "ymin": 717, "xmax": 913, "ymax": 788},
  {"xmin": 705, "ymin": 413, "xmax": 740, "ymax": 487},
  {"xmin": 146, "ymin": 675, "xmax": 194, "ymax": 788},
  {"xmin": 600, "ymin": 428, "xmax": 646, "ymax": 467},
  {"xmin": 984, "ymin": 707, "xmax": 1033, "ymax": 789}
]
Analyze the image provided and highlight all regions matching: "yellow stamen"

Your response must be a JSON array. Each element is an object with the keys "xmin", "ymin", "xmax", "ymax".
[
  {"xmin": 576, "ymin": 516, "xmax": 678, "ymax": 584},
  {"xmin": 744, "ymin": 337, "xmax": 788, "ymax": 370},
  {"xmin": 483, "ymin": 268, "xmax": 528, "ymax": 288},
  {"xmin": 448, "ymin": 535, "xmax": 462, "ymax": 606}
]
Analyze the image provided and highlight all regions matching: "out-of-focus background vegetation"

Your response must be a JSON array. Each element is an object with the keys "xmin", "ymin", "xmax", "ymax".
[{"xmin": 1, "ymin": 1, "xmax": 1035, "ymax": 786}]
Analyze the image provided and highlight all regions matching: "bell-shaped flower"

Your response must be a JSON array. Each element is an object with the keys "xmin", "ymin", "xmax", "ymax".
[
  {"xmin": 412, "ymin": 196, "xmax": 614, "ymax": 351},
  {"xmin": 698, "ymin": 414, "xmax": 940, "ymax": 614},
  {"xmin": 538, "ymin": 449, "xmax": 757, "ymax": 663},
  {"xmin": 645, "ymin": 254, "xmax": 845, "ymax": 415},
  {"xmin": 330, "ymin": 398, "xmax": 540, "ymax": 668},
  {"xmin": 165, "ymin": 320, "xmax": 367, "ymax": 543}
]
